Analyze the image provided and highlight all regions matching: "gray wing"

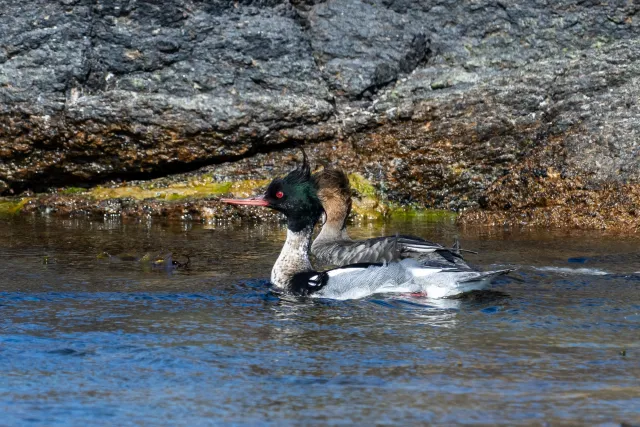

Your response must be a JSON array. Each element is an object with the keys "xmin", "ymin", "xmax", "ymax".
[
  {"xmin": 313, "ymin": 235, "xmax": 472, "ymax": 270},
  {"xmin": 313, "ymin": 238, "xmax": 403, "ymax": 266}
]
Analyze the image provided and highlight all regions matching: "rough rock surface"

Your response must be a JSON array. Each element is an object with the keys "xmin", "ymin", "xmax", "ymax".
[{"xmin": 2, "ymin": 0, "xmax": 640, "ymax": 228}]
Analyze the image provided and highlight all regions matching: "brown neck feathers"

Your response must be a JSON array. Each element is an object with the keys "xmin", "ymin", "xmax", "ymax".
[{"xmin": 314, "ymin": 168, "xmax": 352, "ymax": 230}]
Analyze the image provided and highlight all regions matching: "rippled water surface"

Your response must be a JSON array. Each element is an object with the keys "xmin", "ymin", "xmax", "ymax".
[{"xmin": 1, "ymin": 215, "xmax": 639, "ymax": 425}]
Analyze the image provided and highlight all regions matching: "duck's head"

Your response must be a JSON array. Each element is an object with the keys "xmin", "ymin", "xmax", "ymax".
[
  {"xmin": 313, "ymin": 168, "xmax": 352, "ymax": 230},
  {"xmin": 221, "ymin": 152, "xmax": 323, "ymax": 232}
]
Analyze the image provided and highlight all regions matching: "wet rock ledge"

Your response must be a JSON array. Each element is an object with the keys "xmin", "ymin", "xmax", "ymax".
[{"xmin": 1, "ymin": 0, "xmax": 640, "ymax": 230}]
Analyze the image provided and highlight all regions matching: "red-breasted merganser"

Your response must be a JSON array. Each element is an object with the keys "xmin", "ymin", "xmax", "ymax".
[
  {"xmin": 312, "ymin": 168, "xmax": 472, "ymax": 269},
  {"xmin": 221, "ymin": 155, "xmax": 510, "ymax": 300}
]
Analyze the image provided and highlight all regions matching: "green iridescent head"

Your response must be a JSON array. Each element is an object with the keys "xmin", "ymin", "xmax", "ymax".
[{"xmin": 262, "ymin": 150, "xmax": 323, "ymax": 232}]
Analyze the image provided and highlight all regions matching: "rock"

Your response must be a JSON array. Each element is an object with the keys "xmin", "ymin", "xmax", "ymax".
[
  {"xmin": 19, "ymin": 193, "xmax": 283, "ymax": 223},
  {"xmin": 352, "ymin": 39, "xmax": 640, "ymax": 211},
  {"xmin": 304, "ymin": 0, "xmax": 430, "ymax": 98},
  {"xmin": 0, "ymin": 0, "xmax": 333, "ymax": 192},
  {"xmin": 2, "ymin": 0, "xmax": 640, "ymax": 228}
]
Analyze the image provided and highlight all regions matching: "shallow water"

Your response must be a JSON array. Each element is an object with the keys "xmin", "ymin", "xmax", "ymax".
[{"xmin": 1, "ymin": 215, "xmax": 639, "ymax": 426}]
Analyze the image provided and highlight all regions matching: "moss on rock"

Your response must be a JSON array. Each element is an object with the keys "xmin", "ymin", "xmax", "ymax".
[
  {"xmin": 86, "ymin": 179, "xmax": 271, "ymax": 201},
  {"xmin": 0, "ymin": 198, "xmax": 30, "ymax": 215}
]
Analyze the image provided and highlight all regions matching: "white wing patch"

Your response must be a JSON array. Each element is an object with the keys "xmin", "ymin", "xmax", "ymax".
[
  {"xmin": 407, "ymin": 266, "xmax": 443, "ymax": 278},
  {"xmin": 401, "ymin": 244, "xmax": 440, "ymax": 253},
  {"xmin": 326, "ymin": 267, "xmax": 368, "ymax": 278}
]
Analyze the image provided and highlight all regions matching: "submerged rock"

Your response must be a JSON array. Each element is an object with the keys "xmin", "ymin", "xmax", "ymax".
[{"xmin": 1, "ymin": 0, "xmax": 640, "ymax": 228}]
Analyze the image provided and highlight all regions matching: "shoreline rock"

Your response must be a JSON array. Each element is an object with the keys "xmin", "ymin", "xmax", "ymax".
[
  {"xmin": 0, "ymin": 142, "xmax": 636, "ymax": 231},
  {"xmin": 2, "ymin": 1, "xmax": 640, "ymax": 229},
  {"xmin": 0, "ymin": 146, "xmax": 449, "ymax": 224}
]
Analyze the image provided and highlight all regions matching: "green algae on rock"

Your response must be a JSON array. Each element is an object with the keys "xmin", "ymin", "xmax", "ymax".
[
  {"xmin": 7, "ymin": 169, "xmax": 454, "ymax": 225},
  {"xmin": 86, "ymin": 179, "xmax": 270, "ymax": 201},
  {"xmin": 345, "ymin": 173, "xmax": 458, "ymax": 223},
  {"xmin": 348, "ymin": 173, "xmax": 378, "ymax": 199},
  {"xmin": 0, "ymin": 198, "xmax": 30, "ymax": 216}
]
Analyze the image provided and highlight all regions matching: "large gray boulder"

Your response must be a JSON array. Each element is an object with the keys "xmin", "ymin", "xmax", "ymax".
[{"xmin": 1, "ymin": 0, "xmax": 639, "ymax": 225}]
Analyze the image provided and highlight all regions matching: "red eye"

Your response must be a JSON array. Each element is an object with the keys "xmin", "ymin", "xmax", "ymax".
[{"xmin": 276, "ymin": 191, "xmax": 284, "ymax": 199}]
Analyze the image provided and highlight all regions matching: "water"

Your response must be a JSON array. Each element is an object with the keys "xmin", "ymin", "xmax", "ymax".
[{"xmin": 1, "ymin": 215, "xmax": 639, "ymax": 425}]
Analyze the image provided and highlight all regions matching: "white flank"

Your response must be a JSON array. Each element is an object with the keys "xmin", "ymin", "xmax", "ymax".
[
  {"xmin": 326, "ymin": 267, "xmax": 368, "ymax": 278},
  {"xmin": 312, "ymin": 258, "xmax": 506, "ymax": 300}
]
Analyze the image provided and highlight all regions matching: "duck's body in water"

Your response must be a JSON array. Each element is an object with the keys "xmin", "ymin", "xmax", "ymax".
[
  {"xmin": 222, "ymin": 154, "xmax": 510, "ymax": 300},
  {"xmin": 311, "ymin": 168, "xmax": 472, "ymax": 270}
]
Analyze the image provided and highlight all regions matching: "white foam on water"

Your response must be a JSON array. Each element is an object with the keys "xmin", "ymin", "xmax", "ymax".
[{"xmin": 533, "ymin": 266, "xmax": 610, "ymax": 276}]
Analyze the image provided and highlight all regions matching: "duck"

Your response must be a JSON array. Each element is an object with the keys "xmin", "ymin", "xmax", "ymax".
[
  {"xmin": 312, "ymin": 167, "xmax": 472, "ymax": 269},
  {"xmin": 221, "ymin": 154, "xmax": 510, "ymax": 300}
]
